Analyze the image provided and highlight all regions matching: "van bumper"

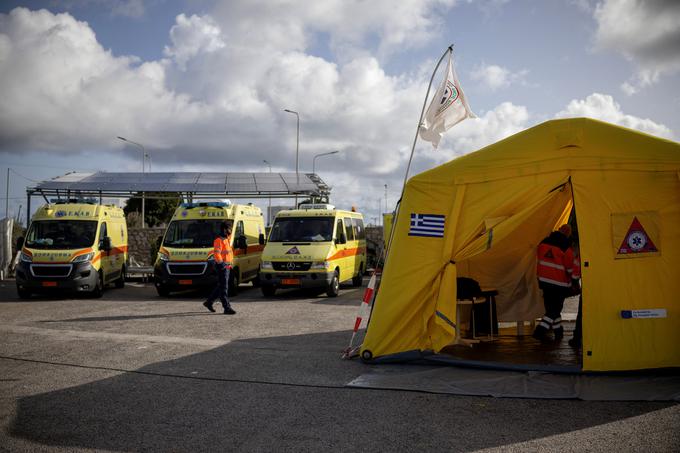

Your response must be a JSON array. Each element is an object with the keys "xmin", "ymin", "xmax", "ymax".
[
  {"xmin": 154, "ymin": 261, "xmax": 217, "ymax": 292},
  {"xmin": 15, "ymin": 261, "xmax": 100, "ymax": 293},
  {"xmin": 259, "ymin": 271, "xmax": 335, "ymax": 289}
]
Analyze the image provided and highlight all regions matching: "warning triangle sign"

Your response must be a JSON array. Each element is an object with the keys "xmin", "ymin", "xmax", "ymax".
[
  {"xmin": 617, "ymin": 217, "xmax": 658, "ymax": 255},
  {"xmin": 543, "ymin": 249, "xmax": 554, "ymax": 259},
  {"xmin": 286, "ymin": 246, "xmax": 300, "ymax": 255}
]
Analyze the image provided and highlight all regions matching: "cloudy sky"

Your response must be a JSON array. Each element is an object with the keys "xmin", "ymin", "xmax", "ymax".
[{"xmin": 1, "ymin": 0, "xmax": 679, "ymax": 225}]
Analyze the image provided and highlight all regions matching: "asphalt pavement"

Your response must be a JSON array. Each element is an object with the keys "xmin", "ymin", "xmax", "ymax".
[{"xmin": 0, "ymin": 278, "xmax": 678, "ymax": 452}]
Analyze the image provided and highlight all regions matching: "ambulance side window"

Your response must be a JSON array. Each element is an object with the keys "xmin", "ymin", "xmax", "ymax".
[
  {"xmin": 98, "ymin": 222, "xmax": 107, "ymax": 247},
  {"xmin": 335, "ymin": 220, "xmax": 345, "ymax": 243},
  {"xmin": 343, "ymin": 217, "xmax": 355, "ymax": 241},
  {"xmin": 235, "ymin": 220, "xmax": 245, "ymax": 239},
  {"xmin": 352, "ymin": 218, "xmax": 365, "ymax": 240}
]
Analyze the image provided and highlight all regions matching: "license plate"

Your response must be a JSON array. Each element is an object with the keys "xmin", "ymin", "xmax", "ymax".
[
  {"xmin": 42, "ymin": 281, "xmax": 57, "ymax": 287},
  {"xmin": 179, "ymin": 279, "xmax": 193, "ymax": 285},
  {"xmin": 281, "ymin": 278, "xmax": 300, "ymax": 285}
]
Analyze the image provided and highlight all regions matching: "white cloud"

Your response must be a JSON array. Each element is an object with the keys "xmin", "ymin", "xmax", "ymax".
[
  {"xmin": 593, "ymin": 0, "xmax": 680, "ymax": 93},
  {"xmin": 555, "ymin": 93, "xmax": 674, "ymax": 139},
  {"xmin": 163, "ymin": 14, "xmax": 225, "ymax": 70},
  {"xmin": 470, "ymin": 63, "xmax": 528, "ymax": 91}
]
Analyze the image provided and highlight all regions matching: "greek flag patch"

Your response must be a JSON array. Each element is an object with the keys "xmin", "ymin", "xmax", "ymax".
[{"xmin": 409, "ymin": 213, "xmax": 445, "ymax": 238}]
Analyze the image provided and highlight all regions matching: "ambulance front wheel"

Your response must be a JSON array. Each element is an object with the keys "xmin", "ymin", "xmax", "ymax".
[
  {"xmin": 361, "ymin": 350, "xmax": 373, "ymax": 362},
  {"xmin": 114, "ymin": 265, "xmax": 126, "ymax": 289},
  {"xmin": 327, "ymin": 271, "xmax": 340, "ymax": 297},
  {"xmin": 156, "ymin": 284, "xmax": 170, "ymax": 297},
  {"xmin": 16, "ymin": 285, "xmax": 31, "ymax": 300},
  {"xmin": 91, "ymin": 271, "xmax": 104, "ymax": 298},
  {"xmin": 352, "ymin": 264, "xmax": 364, "ymax": 287},
  {"xmin": 228, "ymin": 268, "xmax": 239, "ymax": 297}
]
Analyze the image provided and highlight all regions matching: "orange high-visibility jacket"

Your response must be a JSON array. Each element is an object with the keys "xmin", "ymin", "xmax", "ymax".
[
  {"xmin": 537, "ymin": 242, "xmax": 574, "ymax": 287},
  {"xmin": 213, "ymin": 235, "xmax": 233, "ymax": 265}
]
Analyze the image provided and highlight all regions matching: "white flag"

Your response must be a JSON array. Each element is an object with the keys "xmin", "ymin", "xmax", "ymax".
[{"xmin": 418, "ymin": 54, "xmax": 475, "ymax": 148}]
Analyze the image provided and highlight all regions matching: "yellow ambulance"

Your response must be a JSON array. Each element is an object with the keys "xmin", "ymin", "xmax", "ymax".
[
  {"xmin": 16, "ymin": 201, "xmax": 128, "ymax": 298},
  {"xmin": 154, "ymin": 201, "xmax": 265, "ymax": 297},
  {"xmin": 259, "ymin": 204, "xmax": 366, "ymax": 297}
]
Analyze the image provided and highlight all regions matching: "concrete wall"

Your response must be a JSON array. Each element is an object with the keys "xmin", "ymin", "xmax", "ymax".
[{"xmin": 127, "ymin": 227, "xmax": 165, "ymax": 266}]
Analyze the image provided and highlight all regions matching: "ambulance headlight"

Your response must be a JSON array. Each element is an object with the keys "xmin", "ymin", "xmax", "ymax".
[
  {"xmin": 20, "ymin": 252, "xmax": 32, "ymax": 263},
  {"xmin": 311, "ymin": 261, "xmax": 330, "ymax": 270},
  {"xmin": 72, "ymin": 252, "xmax": 95, "ymax": 263},
  {"xmin": 260, "ymin": 261, "xmax": 272, "ymax": 270},
  {"xmin": 158, "ymin": 251, "xmax": 169, "ymax": 262}
]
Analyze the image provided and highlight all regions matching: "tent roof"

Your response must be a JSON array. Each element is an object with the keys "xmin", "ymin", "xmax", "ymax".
[{"xmin": 414, "ymin": 118, "xmax": 680, "ymax": 186}]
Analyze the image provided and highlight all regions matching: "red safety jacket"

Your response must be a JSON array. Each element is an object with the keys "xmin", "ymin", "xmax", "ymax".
[
  {"xmin": 537, "ymin": 242, "xmax": 574, "ymax": 287},
  {"xmin": 572, "ymin": 254, "xmax": 581, "ymax": 279},
  {"xmin": 213, "ymin": 235, "xmax": 233, "ymax": 266}
]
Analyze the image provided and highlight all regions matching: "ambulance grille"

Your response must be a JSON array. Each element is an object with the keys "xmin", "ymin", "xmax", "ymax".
[
  {"xmin": 272, "ymin": 262, "xmax": 312, "ymax": 271},
  {"xmin": 30, "ymin": 264, "xmax": 72, "ymax": 278},
  {"xmin": 167, "ymin": 263, "xmax": 208, "ymax": 276}
]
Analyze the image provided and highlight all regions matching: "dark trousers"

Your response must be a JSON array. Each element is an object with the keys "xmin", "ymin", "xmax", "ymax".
[
  {"xmin": 207, "ymin": 265, "xmax": 231, "ymax": 310},
  {"xmin": 534, "ymin": 283, "xmax": 568, "ymax": 338}
]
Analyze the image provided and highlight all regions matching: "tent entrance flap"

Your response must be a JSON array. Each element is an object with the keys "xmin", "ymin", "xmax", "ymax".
[{"xmin": 431, "ymin": 181, "xmax": 573, "ymax": 354}]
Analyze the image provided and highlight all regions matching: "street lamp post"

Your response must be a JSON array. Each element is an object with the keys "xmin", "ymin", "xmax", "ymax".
[
  {"xmin": 117, "ymin": 136, "xmax": 146, "ymax": 228},
  {"xmin": 263, "ymin": 159, "xmax": 272, "ymax": 226},
  {"xmin": 283, "ymin": 109, "xmax": 299, "ymax": 207},
  {"xmin": 312, "ymin": 150, "xmax": 340, "ymax": 175}
]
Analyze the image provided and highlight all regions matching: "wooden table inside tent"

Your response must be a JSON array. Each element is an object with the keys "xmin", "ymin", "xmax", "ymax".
[{"xmin": 454, "ymin": 289, "xmax": 499, "ymax": 346}]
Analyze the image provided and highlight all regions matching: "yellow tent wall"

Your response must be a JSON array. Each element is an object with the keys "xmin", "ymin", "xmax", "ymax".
[{"xmin": 361, "ymin": 118, "xmax": 680, "ymax": 372}]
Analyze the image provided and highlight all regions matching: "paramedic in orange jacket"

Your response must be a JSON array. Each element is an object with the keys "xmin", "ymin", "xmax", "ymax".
[
  {"xmin": 532, "ymin": 224, "xmax": 577, "ymax": 342},
  {"xmin": 203, "ymin": 221, "xmax": 236, "ymax": 315}
]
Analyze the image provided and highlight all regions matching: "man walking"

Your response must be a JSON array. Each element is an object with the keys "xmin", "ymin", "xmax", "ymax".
[{"xmin": 204, "ymin": 221, "xmax": 236, "ymax": 315}]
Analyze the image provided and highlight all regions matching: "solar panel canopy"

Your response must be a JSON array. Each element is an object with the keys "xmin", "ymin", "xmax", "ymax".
[{"xmin": 29, "ymin": 172, "xmax": 330, "ymax": 198}]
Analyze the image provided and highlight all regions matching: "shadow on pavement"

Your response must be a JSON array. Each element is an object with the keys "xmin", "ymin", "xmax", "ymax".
[
  {"xmin": 8, "ymin": 329, "xmax": 677, "ymax": 452},
  {"xmin": 39, "ymin": 312, "xmax": 213, "ymax": 323}
]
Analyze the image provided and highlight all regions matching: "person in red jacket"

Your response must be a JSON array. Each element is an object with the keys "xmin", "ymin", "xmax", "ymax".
[
  {"xmin": 203, "ymin": 221, "xmax": 236, "ymax": 315},
  {"xmin": 533, "ymin": 224, "xmax": 577, "ymax": 342}
]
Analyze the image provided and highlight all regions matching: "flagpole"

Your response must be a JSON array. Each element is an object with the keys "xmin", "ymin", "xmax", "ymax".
[
  {"xmin": 362, "ymin": 45, "xmax": 454, "ymax": 337},
  {"xmin": 401, "ymin": 45, "xmax": 453, "ymax": 196},
  {"xmin": 383, "ymin": 45, "xmax": 453, "ymax": 263}
]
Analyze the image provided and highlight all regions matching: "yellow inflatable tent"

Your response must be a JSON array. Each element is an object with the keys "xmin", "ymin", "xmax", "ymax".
[{"xmin": 362, "ymin": 118, "xmax": 680, "ymax": 372}]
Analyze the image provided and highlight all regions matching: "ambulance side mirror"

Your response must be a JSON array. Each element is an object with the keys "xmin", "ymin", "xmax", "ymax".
[
  {"xmin": 101, "ymin": 236, "xmax": 112, "ymax": 252},
  {"xmin": 16, "ymin": 236, "xmax": 25, "ymax": 251},
  {"xmin": 258, "ymin": 233, "xmax": 265, "ymax": 245},
  {"xmin": 156, "ymin": 235, "xmax": 163, "ymax": 248},
  {"xmin": 336, "ymin": 233, "xmax": 347, "ymax": 245},
  {"xmin": 236, "ymin": 235, "xmax": 247, "ymax": 250}
]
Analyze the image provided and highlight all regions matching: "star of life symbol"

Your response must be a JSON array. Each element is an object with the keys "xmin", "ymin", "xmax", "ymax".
[
  {"xmin": 617, "ymin": 216, "xmax": 658, "ymax": 255},
  {"xmin": 436, "ymin": 81, "xmax": 460, "ymax": 116},
  {"xmin": 627, "ymin": 231, "xmax": 647, "ymax": 251}
]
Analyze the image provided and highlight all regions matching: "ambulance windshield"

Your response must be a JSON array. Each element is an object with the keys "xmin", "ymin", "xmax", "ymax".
[
  {"xmin": 163, "ymin": 220, "xmax": 222, "ymax": 248},
  {"xmin": 25, "ymin": 220, "xmax": 98, "ymax": 249},
  {"xmin": 268, "ymin": 217, "xmax": 334, "ymax": 242}
]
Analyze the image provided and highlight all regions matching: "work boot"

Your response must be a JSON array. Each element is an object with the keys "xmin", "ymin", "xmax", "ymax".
[
  {"xmin": 203, "ymin": 301, "xmax": 215, "ymax": 313},
  {"xmin": 553, "ymin": 327, "xmax": 564, "ymax": 342},
  {"xmin": 532, "ymin": 327, "xmax": 548, "ymax": 343},
  {"xmin": 568, "ymin": 337, "xmax": 581, "ymax": 348},
  {"xmin": 223, "ymin": 307, "xmax": 236, "ymax": 315}
]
